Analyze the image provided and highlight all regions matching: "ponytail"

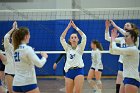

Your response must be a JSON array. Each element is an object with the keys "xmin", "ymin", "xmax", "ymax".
[{"xmin": 12, "ymin": 27, "xmax": 29, "ymax": 50}]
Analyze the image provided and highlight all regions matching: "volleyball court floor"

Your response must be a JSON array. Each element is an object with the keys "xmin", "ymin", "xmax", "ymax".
[{"xmin": 37, "ymin": 78, "xmax": 140, "ymax": 93}]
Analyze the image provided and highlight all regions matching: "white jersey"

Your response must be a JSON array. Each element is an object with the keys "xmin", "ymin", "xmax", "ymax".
[
  {"xmin": 4, "ymin": 33, "xmax": 15, "ymax": 74},
  {"xmin": 13, "ymin": 44, "xmax": 47, "ymax": 86},
  {"xmin": 91, "ymin": 49, "xmax": 103, "ymax": 70},
  {"xmin": 111, "ymin": 42, "xmax": 140, "ymax": 81},
  {"xmin": 60, "ymin": 34, "xmax": 87, "ymax": 72},
  {"xmin": 105, "ymin": 30, "xmax": 139, "ymax": 63}
]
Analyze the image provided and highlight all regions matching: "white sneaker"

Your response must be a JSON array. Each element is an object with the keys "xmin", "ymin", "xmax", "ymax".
[
  {"xmin": 59, "ymin": 87, "xmax": 65, "ymax": 92},
  {"xmin": 93, "ymin": 89, "xmax": 97, "ymax": 93},
  {"xmin": 93, "ymin": 89, "xmax": 102, "ymax": 93}
]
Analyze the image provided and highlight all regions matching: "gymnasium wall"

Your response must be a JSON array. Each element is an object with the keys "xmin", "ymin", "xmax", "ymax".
[
  {"xmin": 0, "ymin": 0, "xmax": 140, "ymax": 9},
  {"xmin": 0, "ymin": 20, "xmax": 139, "ymax": 76}
]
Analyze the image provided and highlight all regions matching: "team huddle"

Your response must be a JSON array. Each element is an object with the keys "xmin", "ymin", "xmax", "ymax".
[{"xmin": 0, "ymin": 20, "xmax": 139, "ymax": 93}]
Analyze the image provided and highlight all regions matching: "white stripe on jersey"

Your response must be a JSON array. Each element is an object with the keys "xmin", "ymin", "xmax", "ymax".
[{"xmin": 60, "ymin": 34, "xmax": 87, "ymax": 72}]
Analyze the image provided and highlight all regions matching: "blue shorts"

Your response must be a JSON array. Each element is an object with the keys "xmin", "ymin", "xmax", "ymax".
[
  {"xmin": 118, "ymin": 62, "xmax": 123, "ymax": 71},
  {"xmin": 90, "ymin": 67, "xmax": 103, "ymax": 72},
  {"xmin": 123, "ymin": 78, "xmax": 140, "ymax": 88},
  {"xmin": 65, "ymin": 68, "xmax": 84, "ymax": 80},
  {"xmin": 13, "ymin": 84, "xmax": 38, "ymax": 92}
]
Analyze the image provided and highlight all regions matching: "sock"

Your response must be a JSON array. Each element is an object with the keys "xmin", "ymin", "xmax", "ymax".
[{"xmin": 116, "ymin": 84, "xmax": 120, "ymax": 93}]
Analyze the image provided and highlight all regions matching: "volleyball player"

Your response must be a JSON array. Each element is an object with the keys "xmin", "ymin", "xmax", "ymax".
[
  {"xmin": 0, "ymin": 38, "xmax": 6, "ymax": 93},
  {"xmin": 12, "ymin": 27, "xmax": 48, "ymax": 93},
  {"xmin": 53, "ymin": 41, "xmax": 77, "ymax": 93},
  {"xmin": 0, "ymin": 51, "xmax": 7, "ymax": 66},
  {"xmin": 105, "ymin": 20, "xmax": 139, "ymax": 93},
  {"xmin": 60, "ymin": 20, "xmax": 87, "ymax": 93},
  {"xmin": 4, "ymin": 21, "xmax": 17, "ymax": 93},
  {"xmin": 0, "ymin": 50, "xmax": 7, "ymax": 93},
  {"xmin": 87, "ymin": 40, "xmax": 103, "ymax": 93},
  {"xmin": 110, "ymin": 20, "xmax": 139, "ymax": 47},
  {"xmin": 110, "ymin": 29, "xmax": 139, "ymax": 93}
]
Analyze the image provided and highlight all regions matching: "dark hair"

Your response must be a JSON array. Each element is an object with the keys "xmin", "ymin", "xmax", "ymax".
[
  {"xmin": 92, "ymin": 40, "xmax": 103, "ymax": 51},
  {"xmin": 68, "ymin": 39, "xmax": 71, "ymax": 45},
  {"xmin": 12, "ymin": 27, "xmax": 29, "ymax": 50},
  {"xmin": 130, "ymin": 23, "xmax": 139, "ymax": 36},
  {"xmin": 126, "ymin": 30, "xmax": 138, "ymax": 44},
  {"xmin": 125, "ymin": 22, "xmax": 139, "ymax": 36},
  {"xmin": 10, "ymin": 30, "xmax": 16, "ymax": 38},
  {"xmin": 70, "ymin": 33, "xmax": 78, "ymax": 37}
]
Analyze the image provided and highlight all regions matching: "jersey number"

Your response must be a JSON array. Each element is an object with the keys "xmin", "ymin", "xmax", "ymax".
[
  {"xmin": 122, "ymin": 43, "xmax": 126, "ymax": 48},
  {"xmin": 70, "ymin": 54, "xmax": 75, "ymax": 59},
  {"xmin": 14, "ymin": 52, "xmax": 20, "ymax": 62}
]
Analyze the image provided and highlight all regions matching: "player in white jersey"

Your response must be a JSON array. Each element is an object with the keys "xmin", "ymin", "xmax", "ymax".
[
  {"xmin": 4, "ymin": 21, "xmax": 17, "ymax": 93},
  {"xmin": 12, "ymin": 27, "xmax": 48, "ymax": 93},
  {"xmin": 105, "ymin": 20, "xmax": 139, "ymax": 93},
  {"xmin": 0, "ymin": 38, "xmax": 6, "ymax": 93},
  {"xmin": 110, "ymin": 20, "xmax": 139, "ymax": 47},
  {"xmin": 110, "ymin": 29, "xmax": 139, "ymax": 93},
  {"xmin": 60, "ymin": 20, "xmax": 86, "ymax": 93},
  {"xmin": 87, "ymin": 40, "xmax": 103, "ymax": 93}
]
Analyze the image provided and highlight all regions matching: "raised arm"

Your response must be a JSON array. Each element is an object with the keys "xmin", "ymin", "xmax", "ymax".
[
  {"xmin": 60, "ymin": 21, "xmax": 71, "ymax": 51},
  {"xmin": 111, "ymin": 42, "xmax": 136, "ymax": 55},
  {"xmin": 105, "ymin": 20, "xmax": 111, "ymax": 41},
  {"xmin": 71, "ymin": 20, "xmax": 87, "ymax": 50},
  {"xmin": 4, "ymin": 21, "xmax": 17, "ymax": 48},
  {"xmin": 110, "ymin": 20, "xmax": 126, "ymax": 35},
  {"xmin": 105, "ymin": 21, "xmax": 121, "ymax": 43},
  {"xmin": 110, "ymin": 29, "xmax": 135, "ymax": 55},
  {"xmin": 61, "ymin": 21, "xmax": 71, "ymax": 39},
  {"xmin": 71, "ymin": 20, "xmax": 83, "ymax": 36},
  {"xmin": 27, "ymin": 47, "xmax": 48, "ymax": 68}
]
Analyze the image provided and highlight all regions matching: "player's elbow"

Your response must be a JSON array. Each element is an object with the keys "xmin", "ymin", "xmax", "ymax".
[
  {"xmin": 2, "ymin": 60, "xmax": 8, "ymax": 65},
  {"xmin": 35, "ymin": 61, "xmax": 46, "ymax": 68},
  {"xmin": 36, "ymin": 63, "xmax": 44, "ymax": 68}
]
